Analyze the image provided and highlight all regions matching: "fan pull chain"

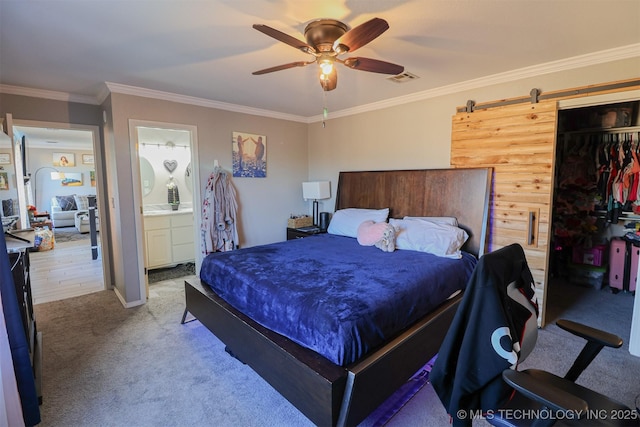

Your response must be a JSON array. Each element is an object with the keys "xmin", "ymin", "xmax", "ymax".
[{"xmin": 322, "ymin": 92, "xmax": 328, "ymax": 128}]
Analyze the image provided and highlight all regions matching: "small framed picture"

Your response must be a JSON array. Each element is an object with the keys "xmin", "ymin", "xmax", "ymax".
[
  {"xmin": 232, "ymin": 131, "xmax": 266, "ymax": 178},
  {"xmin": 53, "ymin": 152, "xmax": 75, "ymax": 167},
  {"xmin": 58, "ymin": 172, "xmax": 83, "ymax": 187},
  {"xmin": 0, "ymin": 153, "xmax": 11, "ymax": 165},
  {"xmin": 0, "ymin": 172, "xmax": 9, "ymax": 190},
  {"xmin": 82, "ymin": 154, "xmax": 94, "ymax": 164}
]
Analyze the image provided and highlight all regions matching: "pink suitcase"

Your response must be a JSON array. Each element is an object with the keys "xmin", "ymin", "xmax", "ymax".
[
  {"xmin": 628, "ymin": 243, "xmax": 639, "ymax": 292},
  {"xmin": 609, "ymin": 239, "xmax": 626, "ymax": 290}
]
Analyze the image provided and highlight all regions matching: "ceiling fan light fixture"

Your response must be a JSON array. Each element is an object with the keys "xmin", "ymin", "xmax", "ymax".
[
  {"xmin": 319, "ymin": 59, "xmax": 334, "ymax": 76},
  {"xmin": 318, "ymin": 65, "xmax": 337, "ymax": 91}
]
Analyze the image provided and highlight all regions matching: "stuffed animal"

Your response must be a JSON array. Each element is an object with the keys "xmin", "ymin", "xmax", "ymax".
[{"xmin": 357, "ymin": 220, "xmax": 397, "ymax": 252}]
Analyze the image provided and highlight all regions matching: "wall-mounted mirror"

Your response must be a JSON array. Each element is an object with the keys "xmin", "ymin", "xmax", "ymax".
[{"xmin": 139, "ymin": 156, "xmax": 154, "ymax": 197}]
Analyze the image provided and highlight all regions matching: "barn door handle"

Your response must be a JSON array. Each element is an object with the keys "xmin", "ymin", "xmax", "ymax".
[
  {"xmin": 528, "ymin": 211, "xmax": 536, "ymax": 245},
  {"xmin": 527, "ymin": 208, "xmax": 539, "ymax": 247}
]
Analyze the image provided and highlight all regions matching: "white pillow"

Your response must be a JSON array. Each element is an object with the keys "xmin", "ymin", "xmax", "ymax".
[
  {"xmin": 403, "ymin": 216, "xmax": 458, "ymax": 227},
  {"xmin": 327, "ymin": 208, "xmax": 390, "ymax": 238},
  {"xmin": 389, "ymin": 218, "xmax": 468, "ymax": 258},
  {"xmin": 74, "ymin": 194, "xmax": 89, "ymax": 210}
]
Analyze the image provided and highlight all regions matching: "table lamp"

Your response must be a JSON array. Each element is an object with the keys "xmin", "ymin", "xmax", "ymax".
[{"xmin": 302, "ymin": 181, "xmax": 331, "ymax": 226}]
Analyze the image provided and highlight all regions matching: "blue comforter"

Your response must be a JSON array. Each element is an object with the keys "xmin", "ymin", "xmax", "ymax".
[{"xmin": 200, "ymin": 234, "xmax": 476, "ymax": 366}]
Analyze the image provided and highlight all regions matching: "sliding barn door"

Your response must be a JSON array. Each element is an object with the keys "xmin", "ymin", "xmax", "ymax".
[{"xmin": 451, "ymin": 100, "xmax": 558, "ymax": 325}]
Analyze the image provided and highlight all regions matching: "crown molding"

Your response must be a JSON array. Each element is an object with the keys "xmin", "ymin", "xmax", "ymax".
[
  {"xmin": 104, "ymin": 82, "xmax": 309, "ymax": 123},
  {"xmin": 0, "ymin": 83, "xmax": 99, "ymax": 105},
  {"xmin": 308, "ymin": 43, "xmax": 640, "ymax": 123},
  {"xmin": 2, "ymin": 43, "xmax": 638, "ymax": 124}
]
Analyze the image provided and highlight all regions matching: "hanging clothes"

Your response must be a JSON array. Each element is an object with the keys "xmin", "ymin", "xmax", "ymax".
[
  {"xmin": 201, "ymin": 166, "xmax": 239, "ymax": 255},
  {"xmin": 591, "ymin": 131, "xmax": 640, "ymax": 222}
]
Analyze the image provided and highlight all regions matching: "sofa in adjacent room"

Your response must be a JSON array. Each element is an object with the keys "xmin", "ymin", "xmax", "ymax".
[
  {"xmin": 74, "ymin": 210, "xmax": 99, "ymax": 233},
  {"xmin": 51, "ymin": 194, "xmax": 96, "ymax": 228}
]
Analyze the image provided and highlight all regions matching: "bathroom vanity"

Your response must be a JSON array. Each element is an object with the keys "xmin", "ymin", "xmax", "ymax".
[{"xmin": 143, "ymin": 209, "xmax": 195, "ymax": 269}]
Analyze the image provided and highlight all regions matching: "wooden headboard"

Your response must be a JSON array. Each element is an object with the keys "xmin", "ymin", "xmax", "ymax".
[{"xmin": 335, "ymin": 168, "xmax": 492, "ymax": 257}]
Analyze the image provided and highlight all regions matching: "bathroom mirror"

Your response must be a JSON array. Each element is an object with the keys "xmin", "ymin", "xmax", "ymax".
[
  {"xmin": 139, "ymin": 156, "xmax": 154, "ymax": 197},
  {"xmin": 185, "ymin": 162, "xmax": 192, "ymax": 194}
]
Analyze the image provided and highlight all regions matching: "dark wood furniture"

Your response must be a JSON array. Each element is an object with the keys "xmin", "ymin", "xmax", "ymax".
[
  {"xmin": 32, "ymin": 212, "xmax": 50, "ymax": 221},
  {"xmin": 286, "ymin": 226, "xmax": 324, "ymax": 240},
  {"xmin": 6, "ymin": 231, "xmax": 43, "ymax": 405},
  {"xmin": 184, "ymin": 168, "xmax": 492, "ymax": 426},
  {"xmin": 29, "ymin": 219, "xmax": 53, "ymax": 230}
]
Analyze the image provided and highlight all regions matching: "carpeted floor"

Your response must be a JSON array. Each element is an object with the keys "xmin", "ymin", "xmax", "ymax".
[
  {"xmin": 33, "ymin": 279, "xmax": 433, "ymax": 426},
  {"xmin": 31, "ymin": 278, "xmax": 640, "ymax": 426},
  {"xmin": 148, "ymin": 262, "xmax": 196, "ymax": 283}
]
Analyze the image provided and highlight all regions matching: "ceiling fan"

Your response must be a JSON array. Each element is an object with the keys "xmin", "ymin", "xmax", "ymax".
[{"xmin": 252, "ymin": 17, "xmax": 404, "ymax": 91}]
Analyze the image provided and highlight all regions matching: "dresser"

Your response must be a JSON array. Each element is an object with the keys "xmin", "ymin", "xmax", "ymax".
[{"xmin": 4, "ymin": 230, "xmax": 42, "ymax": 424}]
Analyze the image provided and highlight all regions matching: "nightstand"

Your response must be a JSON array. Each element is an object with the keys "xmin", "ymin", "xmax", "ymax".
[{"xmin": 287, "ymin": 226, "xmax": 325, "ymax": 240}]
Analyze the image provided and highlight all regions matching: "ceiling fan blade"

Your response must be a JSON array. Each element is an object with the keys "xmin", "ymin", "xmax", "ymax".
[
  {"xmin": 333, "ymin": 18, "xmax": 389, "ymax": 54},
  {"xmin": 343, "ymin": 57, "xmax": 404, "ymax": 75},
  {"xmin": 253, "ymin": 24, "xmax": 315, "ymax": 54},
  {"xmin": 252, "ymin": 61, "xmax": 314, "ymax": 75}
]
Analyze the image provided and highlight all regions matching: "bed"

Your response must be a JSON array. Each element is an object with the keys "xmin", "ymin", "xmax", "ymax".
[{"xmin": 183, "ymin": 168, "xmax": 492, "ymax": 426}]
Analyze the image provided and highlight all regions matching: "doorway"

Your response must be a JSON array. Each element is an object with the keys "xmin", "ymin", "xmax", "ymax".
[
  {"xmin": 11, "ymin": 121, "xmax": 108, "ymax": 304},
  {"xmin": 548, "ymin": 96, "xmax": 640, "ymax": 346},
  {"xmin": 129, "ymin": 120, "xmax": 201, "ymax": 299}
]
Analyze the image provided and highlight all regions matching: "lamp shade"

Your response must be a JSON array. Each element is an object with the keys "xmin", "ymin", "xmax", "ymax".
[{"xmin": 302, "ymin": 181, "xmax": 331, "ymax": 200}]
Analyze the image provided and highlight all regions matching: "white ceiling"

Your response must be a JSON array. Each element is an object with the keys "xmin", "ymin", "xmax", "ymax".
[{"xmin": 0, "ymin": 0, "xmax": 639, "ymax": 123}]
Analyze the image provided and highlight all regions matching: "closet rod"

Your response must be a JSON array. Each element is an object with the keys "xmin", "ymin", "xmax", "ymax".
[{"xmin": 560, "ymin": 126, "xmax": 640, "ymax": 137}]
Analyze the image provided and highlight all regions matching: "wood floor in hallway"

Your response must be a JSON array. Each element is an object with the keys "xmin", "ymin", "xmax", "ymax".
[{"xmin": 29, "ymin": 234, "xmax": 104, "ymax": 305}]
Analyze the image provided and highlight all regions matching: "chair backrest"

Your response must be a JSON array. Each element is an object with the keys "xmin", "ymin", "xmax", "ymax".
[{"xmin": 506, "ymin": 280, "xmax": 538, "ymax": 363}]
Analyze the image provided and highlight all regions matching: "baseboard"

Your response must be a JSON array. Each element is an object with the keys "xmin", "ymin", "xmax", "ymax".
[{"xmin": 113, "ymin": 286, "xmax": 145, "ymax": 308}]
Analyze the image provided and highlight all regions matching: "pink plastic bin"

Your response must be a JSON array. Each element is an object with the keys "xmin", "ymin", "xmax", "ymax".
[
  {"xmin": 628, "ymin": 244, "xmax": 639, "ymax": 292},
  {"xmin": 609, "ymin": 239, "xmax": 626, "ymax": 290},
  {"xmin": 572, "ymin": 245, "xmax": 606, "ymax": 266}
]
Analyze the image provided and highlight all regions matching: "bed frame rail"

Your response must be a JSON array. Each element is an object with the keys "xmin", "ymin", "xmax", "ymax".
[
  {"xmin": 338, "ymin": 293, "xmax": 461, "ymax": 426},
  {"xmin": 186, "ymin": 278, "xmax": 462, "ymax": 426},
  {"xmin": 185, "ymin": 279, "xmax": 348, "ymax": 426}
]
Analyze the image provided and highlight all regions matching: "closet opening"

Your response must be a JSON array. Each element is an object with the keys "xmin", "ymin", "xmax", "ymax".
[{"xmin": 548, "ymin": 100, "xmax": 639, "ymax": 328}]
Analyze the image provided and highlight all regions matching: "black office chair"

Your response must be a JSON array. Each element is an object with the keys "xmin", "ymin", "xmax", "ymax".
[
  {"xmin": 490, "ymin": 316, "xmax": 637, "ymax": 427},
  {"xmin": 431, "ymin": 243, "xmax": 638, "ymax": 427}
]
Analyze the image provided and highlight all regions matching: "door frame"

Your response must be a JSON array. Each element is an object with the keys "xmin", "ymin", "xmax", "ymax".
[
  {"xmin": 129, "ymin": 119, "xmax": 201, "ymax": 301},
  {"xmin": 11, "ymin": 118, "xmax": 111, "ymax": 291}
]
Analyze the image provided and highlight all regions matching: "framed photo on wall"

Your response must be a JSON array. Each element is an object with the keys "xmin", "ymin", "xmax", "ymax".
[
  {"xmin": 82, "ymin": 154, "xmax": 94, "ymax": 164},
  {"xmin": 0, "ymin": 153, "xmax": 11, "ymax": 164},
  {"xmin": 53, "ymin": 152, "xmax": 75, "ymax": 167},
  {"xmin": 0, "ymin": 172, "xmax": 9, "ymax": 190},
  {"xmin": 232, "ymin": 131, "xmax": 266, "ymax": 178},
  {"xmin": 58, "ymin": 172, "xmax": 83, "ymax": 186}
]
